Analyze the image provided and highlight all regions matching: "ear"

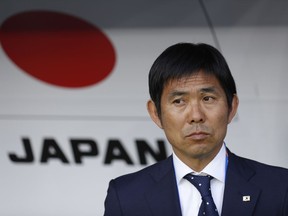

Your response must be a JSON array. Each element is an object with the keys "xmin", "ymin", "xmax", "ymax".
[
  {"xmin": 147, "ymin": 100, "xmax": 163, "ymax": 129},
  {"xmin": 228, "ymin": 94, "xmax": 239, "ymax": 124}
]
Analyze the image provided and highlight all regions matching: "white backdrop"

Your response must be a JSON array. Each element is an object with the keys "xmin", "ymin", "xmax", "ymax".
[{"xmin": 0, "ymin": 1, "xmax": 288, "ymax": 215}]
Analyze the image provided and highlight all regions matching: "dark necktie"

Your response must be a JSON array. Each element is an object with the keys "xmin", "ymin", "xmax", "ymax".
[{"xmin": 184, "ymin": 174, "xmax": 219, "ymax": 216}]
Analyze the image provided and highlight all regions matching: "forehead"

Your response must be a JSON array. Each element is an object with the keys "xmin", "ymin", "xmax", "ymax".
[{"xmin": 164, "ymin": 72, "xmax": 223, "ymax": 92}]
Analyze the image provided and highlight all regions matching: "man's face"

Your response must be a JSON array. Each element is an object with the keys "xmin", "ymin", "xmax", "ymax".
[{"xmin": 148, "ymin": 71, "xmax": 238, "ymax": 170}]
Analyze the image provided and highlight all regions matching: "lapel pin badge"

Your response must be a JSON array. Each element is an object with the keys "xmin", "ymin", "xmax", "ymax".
[{"xmin": 243, "ymin": 196, "xmax": 251, "ymax": 202}]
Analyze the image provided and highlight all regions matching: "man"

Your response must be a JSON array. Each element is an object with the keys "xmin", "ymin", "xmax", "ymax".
[{"xmin": 104, "ymin": 43, "xmax": 288, "ymax": 216}]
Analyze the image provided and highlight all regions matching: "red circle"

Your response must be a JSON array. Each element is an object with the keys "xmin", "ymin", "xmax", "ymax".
[{"xmin": 0, "ymin": 11, "xmax": 116, "ymax": 88}]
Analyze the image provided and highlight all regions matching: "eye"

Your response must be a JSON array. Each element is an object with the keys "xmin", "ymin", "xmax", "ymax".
[
  {"xmin": 173, "ymin": 99, "xmax": 181, "ymax": 104},
  {"xmin": 173, "ymin": 98, "xmax": 185, "ymax": 105},
  {"xmin": 203, "ymin": 96, "xmax": 215, "ymax": 103}
]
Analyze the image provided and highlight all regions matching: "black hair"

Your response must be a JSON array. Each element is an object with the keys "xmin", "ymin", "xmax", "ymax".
[{"xmin": 148, "ymin": 43, "xmax": 237, "ymax": 117}]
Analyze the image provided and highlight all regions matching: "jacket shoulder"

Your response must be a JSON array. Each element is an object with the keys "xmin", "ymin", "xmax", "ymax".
[
  {"xmin": 229, "ymin": 151, "xmax": 288, "ymax": 181},
  {"xmin": 112, "ymin": 156, "xmax": 173, "ymax": 187}
]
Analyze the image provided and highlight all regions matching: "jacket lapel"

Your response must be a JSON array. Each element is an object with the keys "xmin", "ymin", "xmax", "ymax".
[
  {"xmin": 222, "ymin": 151, "xmax": 261, "ymax": 216},
  {"xmin": 145, "ymin": 156, "xmax": 182, "ymax": 216}
]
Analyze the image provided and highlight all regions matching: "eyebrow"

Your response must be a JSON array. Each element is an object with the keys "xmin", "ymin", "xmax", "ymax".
[
  {"xmin": 167, "ymin": 86, "xmax": 221, "ymax": 101},
  {"xmin": 168, "ymin": 90, "xmax": 187, "ymax": 99},
  {"xmin": 200, "ymin": 86, "xmax": 218, "ymax": 94},
  {"xmin": 168, "ymin": 86, "xmax": 218, "ymax": 97}
]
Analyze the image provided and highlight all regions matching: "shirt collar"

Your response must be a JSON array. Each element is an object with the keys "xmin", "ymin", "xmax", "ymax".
[{"xmin": 173, "ymin": 143, "xmax": 227, "ymax": 184}]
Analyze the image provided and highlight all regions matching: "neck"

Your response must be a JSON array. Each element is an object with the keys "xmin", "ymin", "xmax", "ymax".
[
  {"xmin": 184, "ymin": 157, "xmax": 211, "ymax": 172},
  {"xmin": 173, "ymin": 145, "xmax": 223, "ymax": 172}
]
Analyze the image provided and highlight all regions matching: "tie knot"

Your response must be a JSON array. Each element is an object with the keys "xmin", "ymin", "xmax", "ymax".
[{"xmin": 184, "ymin": 174, "xmax": 213, "ymax": 197}]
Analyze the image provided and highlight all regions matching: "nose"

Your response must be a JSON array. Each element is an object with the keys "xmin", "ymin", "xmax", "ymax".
[{"xmin": 187, "ymin": 102, "xmax": 205, "ymax": 124}]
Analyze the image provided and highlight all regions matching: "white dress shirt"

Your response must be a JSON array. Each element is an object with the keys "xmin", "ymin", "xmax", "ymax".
[{"xmin": 173, "ymin": 144, "xmax": 227, "ymax": 216}]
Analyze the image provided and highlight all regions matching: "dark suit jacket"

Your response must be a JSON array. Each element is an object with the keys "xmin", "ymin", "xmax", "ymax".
[{"xmin": 104, "ymin": 150, "xmax": 288, "ymax": 216}]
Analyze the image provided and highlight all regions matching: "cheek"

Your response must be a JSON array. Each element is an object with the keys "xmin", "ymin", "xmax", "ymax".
[
  {"xmin": 213, "ymin": 113, "xmax": 229, "ymax": 136},
  {"xmin": 163, "ymin": 109, "xmax": 186, "ymax": 127},
  {"xmin": 208, "ymin": 108, "xmax": 229, "ymax": 128},
  {"xmin": 161, "ymin": 114, "xmax": 184, "ymax": 137}
]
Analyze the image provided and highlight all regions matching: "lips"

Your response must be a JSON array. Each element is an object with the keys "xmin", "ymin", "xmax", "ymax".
[{"xmin": 186, "ymin": 131, "xmax": 210, "ymax": 140}]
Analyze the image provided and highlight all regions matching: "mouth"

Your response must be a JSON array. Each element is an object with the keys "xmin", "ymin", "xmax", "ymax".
[{"xmin": 186, "ymin": 132, "xmax": 210, "ymax": 140}]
